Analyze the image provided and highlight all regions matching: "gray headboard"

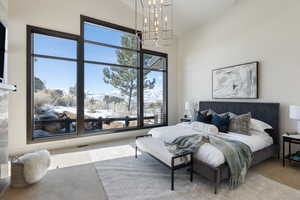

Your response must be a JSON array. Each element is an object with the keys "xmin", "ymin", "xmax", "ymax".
[{"xmin": 199, "ymin": 101, "xmax": 280, "ymax": 145}]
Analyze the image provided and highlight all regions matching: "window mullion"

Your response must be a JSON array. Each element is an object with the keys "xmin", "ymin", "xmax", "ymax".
[
  {"xmin": 163, "ymin": 71, "xmax": 168, "ymax": 125},
  {"xmin": 138, "ymin": 50, "xmax": 144, "ymax": 128},
  {"xmin": 77, "ymin": 21, "xmax": 85, "ymax": 135}
]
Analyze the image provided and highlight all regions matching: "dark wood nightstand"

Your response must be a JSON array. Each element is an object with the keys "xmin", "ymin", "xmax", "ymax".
[
  {"xmin": 180, "ymin": 118, "xmax": 191, "ymax": 122},
  {"xmin": 282, "ymin": 133, "xmax": 300, "ymax": 167}
]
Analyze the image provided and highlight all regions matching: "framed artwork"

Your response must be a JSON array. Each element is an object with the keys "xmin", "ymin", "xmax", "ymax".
[{"xmin": 212, "ymin": 61, "xmax": 258, "ymax": 99}]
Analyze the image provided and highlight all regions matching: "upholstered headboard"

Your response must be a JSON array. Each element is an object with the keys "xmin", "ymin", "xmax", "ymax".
[{"xmin": 199, "ymin": 101, "xmax": 280, "ymax": 145}]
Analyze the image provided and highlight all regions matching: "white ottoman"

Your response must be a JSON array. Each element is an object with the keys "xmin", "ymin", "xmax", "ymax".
[{"xmin": 11, "ymin": 150, "xmax": 51, "ymax": 187}]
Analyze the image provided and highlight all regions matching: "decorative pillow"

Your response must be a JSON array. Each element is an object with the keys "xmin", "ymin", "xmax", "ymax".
[
  {"xmin": 211, "ymin": 114, "xmax": 230, "ymax": 133},
  {"xmin": 191, "ymin": 121, "xmax": 219, "ymax": 135},
  {"xmin": 228, "ymin": 113, "xmax": 252, "ymax": 135},
  {"xmin": 218, "ymin": 112, "xmax": 236, "ymax": 119},
  {"xmin": 196, "ymin": 111, "xmax": 212, "ymax": 123},
  {"xmin": 249, "ymin": 118, "xmax": 272, "ymax": 132},
  {"xmin": 200, "ymin": 109, "xmax": 216, "ymax": 116}
]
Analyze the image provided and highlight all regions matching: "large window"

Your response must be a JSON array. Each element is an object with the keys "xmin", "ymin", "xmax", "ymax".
[
  {"xmin": 27, "ymin": 16, "xmax": 168, "ymax": 142},
  {"xmin": 27, "ymin": 27, "xmax": 79, "ymax": 141},
  {"xmin": 83, "ymin": 20, "xmax": 140, "ymax": 133}
]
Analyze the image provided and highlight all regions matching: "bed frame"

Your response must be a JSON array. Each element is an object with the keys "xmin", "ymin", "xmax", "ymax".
[{"xmin": 196, "ymin": 101, "xmax": 280, "ymax": 194}]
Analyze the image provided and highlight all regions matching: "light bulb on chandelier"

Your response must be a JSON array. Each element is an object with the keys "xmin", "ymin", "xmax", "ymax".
[{"xmin": 135, "ymin": 0, "xmax": 173, "ymax": 47}]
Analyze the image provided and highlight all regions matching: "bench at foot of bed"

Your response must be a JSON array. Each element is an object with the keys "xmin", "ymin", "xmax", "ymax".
[{"xmin": 135, "ymin": 135, "xmax": 193, "ymax": 191}]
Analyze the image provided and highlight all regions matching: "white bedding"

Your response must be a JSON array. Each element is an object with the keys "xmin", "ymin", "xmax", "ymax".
[{"xmin": 149, "ymin": 123, "xmax": 273, "ymax": 167}]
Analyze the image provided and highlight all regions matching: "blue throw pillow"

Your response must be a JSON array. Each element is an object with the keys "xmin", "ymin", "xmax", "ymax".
[
  {"xmin": 211, "ymin": 114, "xmax": 230, "ymax": 133},
  {"xmin": 196, "ymin": 111, "xmax": 212, "ymax": 124}
]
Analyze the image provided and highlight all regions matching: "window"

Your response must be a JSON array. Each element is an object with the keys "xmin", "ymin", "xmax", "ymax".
[
  {"xmin": 143, "ymin": 51, "xmax": 167, "ymax": 126},
  {"xmin": 83, "ymin": 19, "xmax": 140, "ymax": 133},
  {"xmin": 27, "ymin": 26, "xmax": 79, "ymax": 140},
  {"xmin": 27, "ymin": 16, "xmax": 168, "ymax": 142}
]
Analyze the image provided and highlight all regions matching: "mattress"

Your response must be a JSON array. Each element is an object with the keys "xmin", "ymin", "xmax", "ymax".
[{"xmin": 148, "ymin": 123, "xmax": 273, "ymax": 167}]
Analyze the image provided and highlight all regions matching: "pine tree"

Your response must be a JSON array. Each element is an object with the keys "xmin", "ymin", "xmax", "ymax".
[
  {"xmin": 34, "ymin": 77, "xmax": 46, "ymax": 92},
  {"xmin": 103, "ymin": 34, "xmax": 155, "ymax": 111}
]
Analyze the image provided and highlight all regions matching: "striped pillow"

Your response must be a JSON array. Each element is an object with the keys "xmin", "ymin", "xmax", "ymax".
[{"xmin": 228, "ymin": 113, "xmax": 252, "ymax": 135}]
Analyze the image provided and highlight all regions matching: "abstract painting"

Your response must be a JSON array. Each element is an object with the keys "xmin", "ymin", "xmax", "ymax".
[{"xmin": 212, "ymin": 62, "xmax": 258, "ymax": 99}]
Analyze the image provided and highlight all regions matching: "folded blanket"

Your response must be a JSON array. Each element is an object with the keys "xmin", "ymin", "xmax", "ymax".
[
  {"xmin": 164, "ymin": 134, "xmax": 204, "ymax": 156},
  {"xmin": 165, "ymin": 134, "xmax": 253, "ymax": 188},
  {"xmin": 210, "ymin": 136, "xmax": 253, "ymax": 188}
]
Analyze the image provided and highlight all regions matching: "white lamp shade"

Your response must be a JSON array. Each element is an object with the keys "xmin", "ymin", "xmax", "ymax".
[
  {"xmin": 185, "ymin": 102, "xmax": 190, "ymax": 110},
  {"xmin": 289, "ymin": 105, "xmax": 300, "ymax": 120}
]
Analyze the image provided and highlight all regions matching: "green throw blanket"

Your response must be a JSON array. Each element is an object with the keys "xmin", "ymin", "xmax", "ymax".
[{"xmin": 165, "ymin": 134, "xmax": 253, "ymax": 188}]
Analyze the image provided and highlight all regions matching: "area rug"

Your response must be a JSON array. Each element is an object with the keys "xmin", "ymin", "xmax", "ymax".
[{"xmin": 95, "ymin": 154, "xmax": 300, "ymax": 200}]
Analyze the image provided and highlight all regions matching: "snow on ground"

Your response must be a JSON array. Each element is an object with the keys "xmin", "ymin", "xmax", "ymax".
[
  {"xmin": 51, "ymin": 106, "xmax": 140, "ymax": 120},
  {"xmin": 52, "ymin": 106, "xmax": 77, "ymax": 114},
  {"xmin": 52, "ymin": 106, "xmax": 114, "ymax": 118},
  {"xmin": 85, "ymin": 109, "xmax": 113, "ymax": 118}
]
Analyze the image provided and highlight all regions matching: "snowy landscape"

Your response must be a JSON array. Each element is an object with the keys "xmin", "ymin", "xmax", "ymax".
[
  {"xmin": 33, "ymin": 83, "xmax": 163, "ymax": 139},
  {"xmin": 32, "ymin": 30, "xmax": 165, "ymax": 139}
]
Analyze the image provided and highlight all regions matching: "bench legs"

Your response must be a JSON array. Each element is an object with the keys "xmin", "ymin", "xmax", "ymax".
[
  {"xmin": 171, "ymin": 154, "xmax": 193, "ymax": 191},
  {"xmin": 135, "ymin": 146, "xmax": 138, "ymax": 158},
  {"xmin": 214, "ymin": 168, "xmax": 220, "ymax": 194},
  {"xmin": 136, "ymin": 138, "xmax": 193, "ymax": 192},
  {"xmin": 190, "ymin": 155, "xmax": 193, "ymax": 182},
  {"xmin": 171, "ymin": 168, "xmax": 174, "ymax": 190},
  {"xmin": 171, "ymin": 158, "xmax": 174, "ymax": 190}
]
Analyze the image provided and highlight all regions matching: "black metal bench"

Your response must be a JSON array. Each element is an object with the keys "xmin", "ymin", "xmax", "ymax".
[{"xmin": 135, "ymin": 135, "xmax": 194, "ymax": 190}]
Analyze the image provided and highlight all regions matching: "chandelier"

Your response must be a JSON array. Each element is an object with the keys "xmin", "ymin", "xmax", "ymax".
[{"xmin": 135, "ymin": 0, "xmax": 173, "ymax": 46}]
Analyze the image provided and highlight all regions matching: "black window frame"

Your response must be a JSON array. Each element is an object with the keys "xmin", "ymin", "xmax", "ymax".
[
  {"xmin": 141, "ymin": 49, "xmax": 168, "ymax": 127},
  {"xmin": 81, "ymin": 16, "xmax": 142, "ymax": 133},
  {"xmin": 27, "ymin": 16, "xmax": 168, "ymax": 144},
  {"xmin": 27, "ymin": 25, "xmax": 81, "ymax": 143}
]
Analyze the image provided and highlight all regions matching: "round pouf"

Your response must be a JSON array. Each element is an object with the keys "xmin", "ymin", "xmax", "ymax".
[{"xmin": 11, "ymin": 150, "xmax": 51, "ymax": 188}]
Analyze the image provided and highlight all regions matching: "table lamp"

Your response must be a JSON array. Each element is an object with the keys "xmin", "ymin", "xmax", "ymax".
[
  {"xmin": 184, "ymin": 102, "xmax": 190, "ymax": 118},
  {"xmin": 289, "ymin": 105, "xmax": 300, "ymax": 134}
]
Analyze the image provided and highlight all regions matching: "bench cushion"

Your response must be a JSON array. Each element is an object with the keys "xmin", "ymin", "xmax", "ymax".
[{"xmin": 136, "ymin": 137, "xmax": 190, "ymax": 167}]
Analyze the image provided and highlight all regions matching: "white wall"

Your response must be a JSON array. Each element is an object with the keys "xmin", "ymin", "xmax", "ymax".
[
  {"xmin": 8, "ymin": 0, "xmax": 177, "ymax": 155},
  {"xmin": 177, "ymin": 0, "xmax": 300, "ymax": 134}
]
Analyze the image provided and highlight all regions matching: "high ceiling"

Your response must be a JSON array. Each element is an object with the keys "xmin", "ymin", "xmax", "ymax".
[{"xmin": 119, "ymin": 0, "xmax": 238, "ymax": 36}]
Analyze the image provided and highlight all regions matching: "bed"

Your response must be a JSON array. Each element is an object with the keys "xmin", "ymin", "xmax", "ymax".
[{"xmin": 149, "ymin": 101, "xmax": 280, "ymax": 194}]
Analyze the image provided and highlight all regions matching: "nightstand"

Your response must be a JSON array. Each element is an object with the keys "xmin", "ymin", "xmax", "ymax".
[
  {"xmin": 282, "ymin": 133, "xmax": 300, "ymax": 167},
  {"xmin": 180, "ymin": 118, "xmax": 191, "ymax": 122}
]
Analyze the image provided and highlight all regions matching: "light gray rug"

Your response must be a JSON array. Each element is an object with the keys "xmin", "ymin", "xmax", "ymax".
[{"xmin": 95, "ymin": 154, "xmax": 300, "ymax": 200}]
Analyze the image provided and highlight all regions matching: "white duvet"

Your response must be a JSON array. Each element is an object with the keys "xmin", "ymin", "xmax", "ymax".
[{"xmin": 148, "ymin": 122, "xmax": 273, "ymax": 167}]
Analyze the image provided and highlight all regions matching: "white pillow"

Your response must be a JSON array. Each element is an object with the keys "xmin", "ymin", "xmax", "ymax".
[
  {"xmin": 248, "ymin": 129, "xmax": 271, "ymax": 137},
  {"xmin": 191, "ymin": 121, "xmax": 219, "ymax": 135},
  {"xmin": 249, "ymin": 118, "xmax": 272, "ymax": 132}
]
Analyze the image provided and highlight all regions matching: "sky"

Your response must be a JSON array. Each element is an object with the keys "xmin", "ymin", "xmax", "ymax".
[{"xmin": 34, "ymin": 23, "xmax": 163, "ymax": 97}]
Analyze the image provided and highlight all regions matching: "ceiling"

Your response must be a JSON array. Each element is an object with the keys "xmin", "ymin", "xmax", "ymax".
[{"xmin": 119, "ymin": 0, "xmax": 238, "ymax": 36}]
